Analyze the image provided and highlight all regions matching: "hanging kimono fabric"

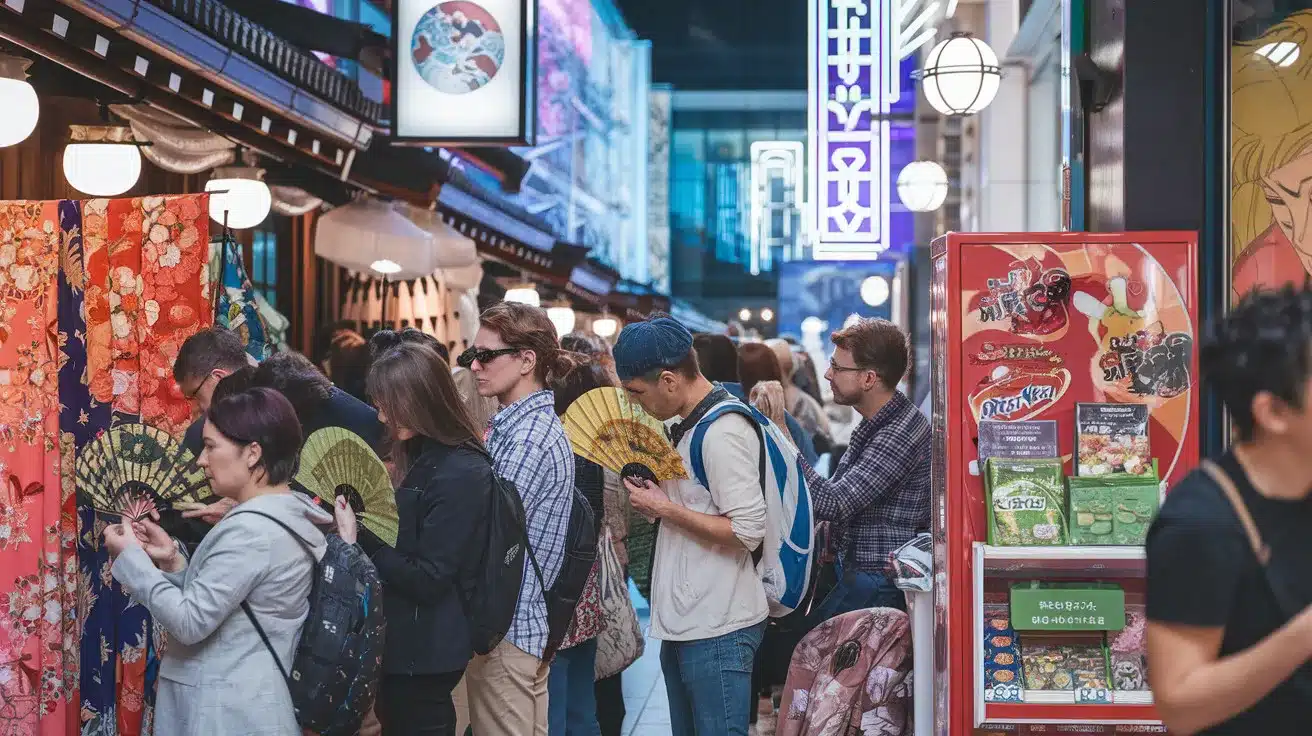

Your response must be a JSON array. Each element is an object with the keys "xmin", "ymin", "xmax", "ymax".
[
  {"xmin": 210, "ymin": 238, "xmax": 272, "ymax": 361},
  {"xmin": 70, "ymin": 195, "xmax": 211, "ymax": 736},
  {"xmin": 0, "ymin": 201, "xmax": 78, "ymax": 735}
]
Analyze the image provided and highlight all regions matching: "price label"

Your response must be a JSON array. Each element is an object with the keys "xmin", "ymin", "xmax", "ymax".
[
  {"xmin": 985, "ymin": 683, "xmax": 1025, "ymax": 703},
  {"xmin": 1075, "ymin": 686, "xmax": 1112, "ymax": 704}
]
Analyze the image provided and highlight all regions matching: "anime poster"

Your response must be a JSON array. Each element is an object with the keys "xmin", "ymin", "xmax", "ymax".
[{"xmin": 1231, "ymin": 8, "xmax": 1312, "ymax": 302}]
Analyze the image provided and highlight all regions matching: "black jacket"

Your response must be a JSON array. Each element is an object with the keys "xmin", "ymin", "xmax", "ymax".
[{"xmin": 359, "ymin": 438, "xmax": 492, "ymax": 675}]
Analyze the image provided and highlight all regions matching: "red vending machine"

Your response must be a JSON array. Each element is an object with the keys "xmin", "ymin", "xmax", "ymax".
[{"xmin": 929, "ymin": 232, "xmax": 1199, "ymax": 735}]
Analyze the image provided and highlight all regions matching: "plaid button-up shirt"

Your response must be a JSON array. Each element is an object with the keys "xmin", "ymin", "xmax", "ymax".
[
  {"xmin": 486, "ymin": 389, "xmax": 576, "ymax": 659},
  {"xmin": 802, "ymin": 391, "xmax": 931, "ymax": 573}
]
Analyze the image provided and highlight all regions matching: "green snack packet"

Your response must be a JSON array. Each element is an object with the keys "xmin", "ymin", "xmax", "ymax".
[
  {"xmin": 987, "ymin": 458, "xmax": 1067, "ymax": 546},
  {"xmin": 1067, "ymin": 464, "xmax": 1160, "ymax": 545}
]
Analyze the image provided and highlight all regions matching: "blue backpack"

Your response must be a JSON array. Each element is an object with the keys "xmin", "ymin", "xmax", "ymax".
[{"xmin": 687, "ymin": 400, "xmax": 816, "ymax": 616}]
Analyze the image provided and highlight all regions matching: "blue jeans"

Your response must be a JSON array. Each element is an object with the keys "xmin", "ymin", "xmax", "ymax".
[
  {"xmin": 660, "ymin": 621, "xmax": 766, "ymax": 736},
  {"xmin": 547, "ymin": 638, "xmax": 602, "ymax": 736},
  {"xmin": 807, "ymin": 560, "xmax": 906, "ymax": 629}
]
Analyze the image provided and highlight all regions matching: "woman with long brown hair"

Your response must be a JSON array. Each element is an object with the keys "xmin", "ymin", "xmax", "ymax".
[{"xmin": 333, "ymin": 341, "xmax": 493, "ymax": 736}]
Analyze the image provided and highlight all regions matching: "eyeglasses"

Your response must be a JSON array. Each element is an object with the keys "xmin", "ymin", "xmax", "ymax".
[
  {"xmin": 182, "ymin": 373, "xmax": 217, "ymax": 400},
  {"xmin": 457, "ymin": 346, "xmax": 521, "ymax": 369},
  {"xmin": 829, "ymin": 361, "xmax": 870, "ymax": 374}
]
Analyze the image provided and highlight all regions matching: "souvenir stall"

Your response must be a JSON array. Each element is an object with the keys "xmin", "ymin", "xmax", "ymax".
[{"xmin": 929, "ymin": 231, "xmax": 1199, "ymax": 735}]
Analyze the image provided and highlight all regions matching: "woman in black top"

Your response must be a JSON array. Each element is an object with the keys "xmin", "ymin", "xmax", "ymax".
[{"xmin": 334, "ymin": 341, "xmax": 493, "ymax": 736}]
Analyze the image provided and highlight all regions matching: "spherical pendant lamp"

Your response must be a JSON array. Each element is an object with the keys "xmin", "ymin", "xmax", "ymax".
[
  {"xmin": 504, "ymin": 284, "xmax": 541, "ymax": 307},
  {"xmin": 547, "ymin": 303, "xmax": 577, "ymax": 336},
  {"xmin": 63, "ymin": 125, "xmax": 142, "ymax": 197},
  {"xmin": 897, "ymin": 160, "xmax": 950, "ymax": 212},
  {"xmin": 0, "ymin": 54, "xmax": 38, "ymax": 148},
  {"xmin": 592, "ymin": 315, "xmax": 619, "ymax": 338},
  {"xmin": 207, "ymin": 166, "xmax": 272, "ymax": 229},
  {"xmin": 916, "ymin": 32, "xmax": 1002, "ymax": 116}
]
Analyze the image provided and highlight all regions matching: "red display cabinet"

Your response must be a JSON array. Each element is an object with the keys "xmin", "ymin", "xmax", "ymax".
[{"xmin": 929, "ymin": 232, "xmax": 1200, "ymax": 734}]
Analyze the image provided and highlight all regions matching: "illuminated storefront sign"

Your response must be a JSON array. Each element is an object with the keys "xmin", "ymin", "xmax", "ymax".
[
  {"xmin": 750, "ymin": 141, "xmax": 804, "ymax": 275},
  {"xmin": 808, "ymin": 0, "xmax": 939, "ymax": 260}
]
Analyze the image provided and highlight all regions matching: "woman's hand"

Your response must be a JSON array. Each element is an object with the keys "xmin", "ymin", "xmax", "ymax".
[
  {"xmin": 132, "ymin": 513, "xmax": 184, "ymax": 572},
  {"xmin": 104, "ymin": 522, "xmax": 142, "ymax": 558},
  {"xmin": 180, "ymin": 497, "xmax": 237, "ymax": 525},
  {"xmin": 334, "ymin": 496, "xmax": 358, "ymax": 545}
]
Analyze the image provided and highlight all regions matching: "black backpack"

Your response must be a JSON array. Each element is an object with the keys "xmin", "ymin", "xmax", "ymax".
[
  {"xmin": 237, "ymin": 511, "xmax": 385, "ymax": 736},
  {"xmin": 462, "ymin": 443, "xmax": 529, "ymax": 655},
  {"xmin": 526, "ymin": 455, "xmax": 600, "ymax": 663}
]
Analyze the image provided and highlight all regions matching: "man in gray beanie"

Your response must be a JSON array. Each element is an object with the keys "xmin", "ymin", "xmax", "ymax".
[{"xmin": 614, "ymin": 313, "xmax": 768, "ymax": 735}]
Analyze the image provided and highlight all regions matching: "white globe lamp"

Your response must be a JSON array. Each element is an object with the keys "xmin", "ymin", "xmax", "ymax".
[
  {"xmin": 916, "ymin": 32, "xmax": 1001, "ymax": 116},
  {"xmin": 547, "ymin": 305, "xmax": 577, "ymax": 337},
  {"xmin": 801, "ymin": 316, "xmax": 827, "ymax": 334},
  {"xmin": 760, "ymin": 308, "xmax": 775, "ymax": 323},
  {"xmin": 739, "ymin": 308, "xmax": 752, "ymax": 321},
  {"xmin": 861, "ymin": 276, "xmax": 891, "ymax": 307},
  {"xmin": 592, "ymin": 316, "xmax": 619, "ymax": 339},
  {"xmin": 897, "ymin": 161, "xmax": 950, "ymax": 212},
  {"xmin": 504, "ymin": 284, "xmax": 541, "ymax": 307},
  {"xmin": 207, "ymin": 166, "xmax": 272, "ymax": 229},
  {"xmin": 62, "ymin": 126, "xmax": 142, "ymax": 197},
  {"xmin": 0, "ymin": 54, "xmax": 38, "ymax": 148}
]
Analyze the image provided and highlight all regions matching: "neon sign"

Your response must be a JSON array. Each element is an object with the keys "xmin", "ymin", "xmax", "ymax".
[{"xmin": 808, "ymin": 0, "xmax": 941, "ymax": 260}]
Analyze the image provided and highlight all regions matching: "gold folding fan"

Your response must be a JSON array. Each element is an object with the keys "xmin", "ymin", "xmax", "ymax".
[
  {"xmin": 76, "ymin": 423, "xmax": 211, "ymax": 522},
  {"xmin": 562, "ymin": 387, "xmax": 687, "ymax": 483},
  {"xmin": 295, "ymin": 427, "xmax": 399, "ymax": 547}
]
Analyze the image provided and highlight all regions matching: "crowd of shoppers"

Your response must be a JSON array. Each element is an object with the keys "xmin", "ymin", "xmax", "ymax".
[{"xmin": 99, "ymin": 294, "xmax": 932, "ymax": 736}]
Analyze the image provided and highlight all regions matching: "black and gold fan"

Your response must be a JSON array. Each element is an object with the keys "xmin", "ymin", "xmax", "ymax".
[
  {"xmin": 295, "ymin": 427, "xmax": 398, "ymax": 547},
  {"xmin": 562, "ymin": 387, "xmax": 687, "ymax": 484},
  {"xmin": 76, "ymin": 423, "xmax": 211, "ymax": 522}
]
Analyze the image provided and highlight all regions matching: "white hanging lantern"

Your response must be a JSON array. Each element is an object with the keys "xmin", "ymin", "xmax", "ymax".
[
  {"xmin": 897, "ymin": 160, "xmax": 950, "ymax": 212},
  {"xmin": 547, "ymin": 304, "xmax": 577, "ymax": 337},
  {"xmin": 315, "ymin": 196, "xmax": 437, "ymax": 280},
  {"xmin": 861, "ymin": 275, "xmax": 891, "ymax": 307},
  {"xmin": 504, "ymin": 284, "xmax": 540, "ymax": 307},
  {"xmin": 916, "ymin": 32, "xmax": 1001, "ymax": 116},
  {"xmin": 207, "ymin": 166, "xmax": 272, "ymax": 229},
  {"xmin": 592, "ymin": 315, "xmax": 619, "ymax": 339},
  {"xmin": 0, "ymin": 54, "xmax": 38, "ymax": 148},
  {"xmin": 63, "ymin": 125, "xmax": 143, "ymax": 197}
]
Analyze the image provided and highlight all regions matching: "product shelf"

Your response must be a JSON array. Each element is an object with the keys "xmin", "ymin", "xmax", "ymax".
[
  {"xmin": 981, "ymin": 544, "xmax": 1146, "ymax": 577},
  {"xmin": 982, "ymin": 701, "xmax": 1161, "ymax": 726}
]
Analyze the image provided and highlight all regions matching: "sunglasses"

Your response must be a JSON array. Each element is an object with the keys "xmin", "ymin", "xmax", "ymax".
[{"xmin": 457, "ymin": 346, "xmax": 521, "ymax": 369}]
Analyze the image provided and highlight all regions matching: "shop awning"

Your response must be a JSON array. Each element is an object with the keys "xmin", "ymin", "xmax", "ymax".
[{"xmin": 212, "ymin": 0, "xmax": 389, "ymax": 63}]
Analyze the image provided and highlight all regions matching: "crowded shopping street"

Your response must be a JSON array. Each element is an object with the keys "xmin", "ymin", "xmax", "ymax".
[{"xmin": 0, "ymin": 0, "xmax": 1302, "ymax": 734}]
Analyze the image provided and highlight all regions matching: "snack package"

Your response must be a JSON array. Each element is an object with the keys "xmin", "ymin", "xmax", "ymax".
[
  {"xmin": 1075, "ymin": 403, "xmax": 1151, "ymax": 476},
  {"xmin": 983, "ymin": 604, "xmax": 1024, "ymax": 698},
  {"xmin": 1068, "ymin": 468, "xmax": 1159, "ymax": 545},
  {"xmin": 1020, "ymin": 633, "xmax": 1108, "ymax": 692},
  {"xmin": 1109, "ymin": 605, "xmax": 1148, "ymax": 691},
  {"xmin": 987, "ymin": 458, "xmax": 1068, "ymax": 546}
]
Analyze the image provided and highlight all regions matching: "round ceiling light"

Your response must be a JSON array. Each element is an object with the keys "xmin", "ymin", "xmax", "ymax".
[
  {"xmin": 760, "ymin": 308, "xmax": 775, "ymax": 323},
  {"xmin": 916, "ymin": 32, "xmax": 1002, "ymax": 116},
  {"xmin": 0, "ymin": 54, "xmax": 38, "ymax": 149},
  {"xmin": 207, "ymin": 166, "xmax": 272, "ymax": 229},
  {"xmin": 739, "ymin": 308, "xmax": 752, "ymax": 321},
  {"xmin": 897, "ymin": 160, "xmax": 950, "ymax": 212},
  {"xmin": 62, "ymin": 126, "xmax": 142, "ymax": 197},
  {"xmin": 861, "ymin": 276, "xmax": 891, "ymax": 307},
  {"xmin": 504, "ymin": 284, "xmax": 541, "ymax": 307},
  {"xmin": 547, "ymin": 305, "xmax": 577, "ymax": 337},
  {"xmin": 592, "ymin": 316, "xmax": 619, "ymax": 338}
]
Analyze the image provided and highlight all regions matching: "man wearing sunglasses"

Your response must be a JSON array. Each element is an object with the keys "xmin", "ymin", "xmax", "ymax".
[{"xmin": 801, "ymin": 317, "xmax": 930, "ymax": 622}]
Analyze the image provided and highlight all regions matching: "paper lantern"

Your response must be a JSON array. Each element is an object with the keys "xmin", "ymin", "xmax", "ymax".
[
  {"xmin": 315, "ymin": 197, "xmax": 438, "ymax": 281},
  {"xmin": 592, "ymin": 316, "xmax": 619, "ymax": 338},
  {"xmin": 547, "ymin": 305, "xmax": 576, "ymax": 336},
  {"xmin": 504, "ymin": 285, "xmax": 540, "ymax": 307},
  {"xmin": 0, "ymin": 54, "xmax": 38, "ymax": 148},
  {"xmin": 207, "ymin": 167, "xmax": 272, "ymax": 229},
  {"xmin": 861, "ymin": 276, "xmax": 891, "ymax": 307},
  {"xmin": 917, "ymin": 33, "xmax": 1001, "ymax": 116},
  {"xmin": 897, "ymin": 161, "xmax": 950, "ymax": 212},
  {"xmin": 63, "ymin": 126, "xmax": 142, "ymax": 197}
]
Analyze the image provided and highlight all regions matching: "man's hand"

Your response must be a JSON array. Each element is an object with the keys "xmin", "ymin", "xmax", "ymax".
[
  {"xmin": 624, "ymin": 477, "xmax": 670, "ymax": 521},
  {"xmin": 180, "ymin": 497, "xmax": 237, "ymax": 525}
]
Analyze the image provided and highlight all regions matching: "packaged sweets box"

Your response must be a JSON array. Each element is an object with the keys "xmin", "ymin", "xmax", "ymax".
[
  {"xmin": 1075, "ymin": 403, "xmax": 1152, "ymax": 477},
  {"xmin": 986, "ymin": 458, "xmax": 1068, "ymax": 546},
  {"xmin": 1067, "ymin": 467, "xmax": 1159, "ymax": 546},
  {"xmin": 983, "ymin": 604, "xmax": 1023, "ymax": 700}
]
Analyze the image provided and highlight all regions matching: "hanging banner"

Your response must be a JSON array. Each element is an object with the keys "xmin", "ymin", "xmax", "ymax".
[{"xmin": 392, "ymin": 0, "xmax": 537, "ymax": 145}]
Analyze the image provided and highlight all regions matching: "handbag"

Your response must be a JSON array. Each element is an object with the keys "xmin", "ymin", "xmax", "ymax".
[{"xmin": 593, "ymin": 527, "xmax": 644, "ymax": 680}]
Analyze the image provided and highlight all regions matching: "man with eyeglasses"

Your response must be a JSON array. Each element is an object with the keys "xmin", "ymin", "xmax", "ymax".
[{"xmin": 802, "ymin": 317, "xmax": 930, "ymax": 621}]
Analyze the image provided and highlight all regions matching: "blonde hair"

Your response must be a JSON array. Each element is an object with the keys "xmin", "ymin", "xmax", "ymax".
[
  {"xmin": 1232, "ymin": 11, "xmax": 1312, "ymax": 260},
  {"xmin": 749, "ymin": 380, "xmax": 800, "ymax": 451}
]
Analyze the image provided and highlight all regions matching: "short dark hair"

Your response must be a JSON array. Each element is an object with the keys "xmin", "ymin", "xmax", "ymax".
[
  {"xmin": 370, "ymin": 328, "xmax": 448, "ymax": 363},
  {"xmin": 251, "ymin": 352, "xmax": 334, "ymax": 422},
  {"xmin": 1204, "ymin": 283, "xmax": 1312, "ymax": 441},
  {"xmin": 206, "ymin": 387, "xmax": 303, "ymax": 485},
  {"xmin": 830, "ymin": 318, "xmax": 909, "ymax": 390},
  {"xmin": 693, "ymin": 333, "xmax": 740, "ymax": 383},
  {"xmin": 174, "ymin": 328, "xmax": 248, "ymax": 382}
]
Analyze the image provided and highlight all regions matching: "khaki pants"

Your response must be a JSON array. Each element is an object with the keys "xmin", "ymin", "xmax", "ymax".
[{"xmin": 466, "ymin": 639, "xmax": 549, "ymax": 736}]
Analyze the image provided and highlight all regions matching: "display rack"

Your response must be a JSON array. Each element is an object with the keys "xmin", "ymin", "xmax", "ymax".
[{"xmin": 929, "ymin": 231, "xmax": 1200, "ymax": 735}]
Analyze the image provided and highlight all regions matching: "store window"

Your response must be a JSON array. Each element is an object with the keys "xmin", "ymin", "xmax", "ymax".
[
  {"xmin": 251, "ymin": 227, "xmax": 278, "ymax": 304},
  {"xmin": 1231, "ymin": 2, "xmax": 1312, "ymax": 303}
]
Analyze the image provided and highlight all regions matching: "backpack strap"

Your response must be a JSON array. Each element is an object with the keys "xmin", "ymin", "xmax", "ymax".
[
  {"xmin": 229, "ymin": 509, "xmax": 318, "ymax": 684},
  {"xmin": 1199, "ymin": 460, "xmax": 1271, "ymax": 566},
  {"xmin": 688, "ymin": 401, "xmax": 769, "ymax": 564}
]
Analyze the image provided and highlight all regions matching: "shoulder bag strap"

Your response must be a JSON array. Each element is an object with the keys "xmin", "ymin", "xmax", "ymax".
[
  {"xmin": 229, "ymin": 509, "xmax": 317, "ymax": 683},
  {"xmin": 1199, "ymin": 459, "xmax": 1271, "ymax": 566}
]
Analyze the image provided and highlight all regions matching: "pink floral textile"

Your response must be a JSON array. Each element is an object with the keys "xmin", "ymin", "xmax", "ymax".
[{"xmin": 778, "ymin": 607, "xmax": 913, "ymax": 736}]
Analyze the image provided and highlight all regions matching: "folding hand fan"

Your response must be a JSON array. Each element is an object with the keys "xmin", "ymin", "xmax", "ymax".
[
  {"xmin": 295, "ymin": 427, "xmax": 399, "ymax": 547},
  {"xmin": 75, "ymin": 423, "xmax": 211, "ymax": 522},
  {"xmin": 561, "ymin": 387, "xmax": 687, "ymax": 484}
]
